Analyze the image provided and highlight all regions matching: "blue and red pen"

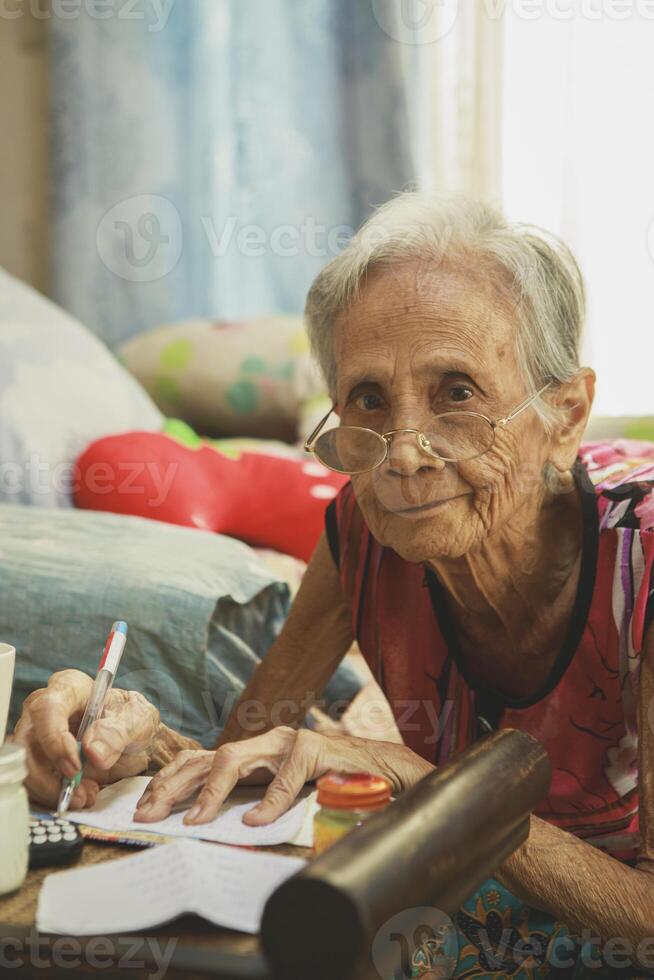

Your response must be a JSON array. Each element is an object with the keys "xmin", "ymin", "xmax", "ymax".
[{"xmin": 56, "ymin": 621, "xmax": 128, "ymax": 816}]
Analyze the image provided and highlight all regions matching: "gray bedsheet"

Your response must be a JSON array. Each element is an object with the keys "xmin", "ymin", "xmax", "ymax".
[
  {"xmin": 0, "ymin": 504, "xmax": 289, "ymax": 745},
  {"xmin": 1, "ymin": 504, "xmax": 361, "ymax": 746}
]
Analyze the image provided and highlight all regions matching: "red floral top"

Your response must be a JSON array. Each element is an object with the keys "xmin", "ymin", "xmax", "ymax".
[{"xmin": 325, "ymin": 440, "xmax": 654, "ymax": 864}]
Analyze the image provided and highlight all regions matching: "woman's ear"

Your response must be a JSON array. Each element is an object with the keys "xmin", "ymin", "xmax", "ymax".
[{"xmin": 549, "ymin": 368, "xmax": 596, "ymax": 472}]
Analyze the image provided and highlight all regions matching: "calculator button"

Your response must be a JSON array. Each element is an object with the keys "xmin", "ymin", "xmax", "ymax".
[
  {"xmin": 47, "ymin": 832, "xmax": 62, "ymax": 843},
  {"xmin": 63, "ymin": 832, "xmax": 78, "ymax": 841},
  {"xmin": 32, "ymin": 836, "xmax": 46, "ymax": 845}
]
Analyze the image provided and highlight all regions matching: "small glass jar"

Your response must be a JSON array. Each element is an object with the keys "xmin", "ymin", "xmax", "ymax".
[
  {"xmin": 0, "ymin": 743, "xmax": 29, "ymax": 896},
  {"xmin": 313, "ymin": 771, "xmax": 392, "ymax": 855}
]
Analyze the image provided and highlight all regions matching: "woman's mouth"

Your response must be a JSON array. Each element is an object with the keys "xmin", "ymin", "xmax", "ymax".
[{"xmin": 394, "ymin": 492, "xmax": 470, "ymax": 515}]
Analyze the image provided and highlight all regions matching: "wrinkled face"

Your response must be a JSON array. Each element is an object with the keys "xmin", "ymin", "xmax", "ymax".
[{"xmin": 332, "ymin": 260, "xmax": 553, "ymax": 563}]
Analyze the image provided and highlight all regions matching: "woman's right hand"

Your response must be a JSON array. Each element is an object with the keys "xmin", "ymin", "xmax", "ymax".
[{"xmin": 12, "ymin": 669, "xmax": 161, "ymax": 810}]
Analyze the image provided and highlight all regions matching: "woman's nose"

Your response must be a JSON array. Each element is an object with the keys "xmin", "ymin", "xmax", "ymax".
[{"xmin": 386, "ymin": 431, "xmax": 445, "ymax": 477}]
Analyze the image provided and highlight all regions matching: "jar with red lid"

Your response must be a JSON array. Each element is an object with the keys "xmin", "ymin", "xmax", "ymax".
[{"xmin": 313, "ymin": 771, "xmax": 392, "ymax": 855}]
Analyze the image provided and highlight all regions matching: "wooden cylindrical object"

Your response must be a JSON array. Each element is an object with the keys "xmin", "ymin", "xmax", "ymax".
[{"xmin": 261, "ymin": 728, "xmax": 551, "ymax": 980}]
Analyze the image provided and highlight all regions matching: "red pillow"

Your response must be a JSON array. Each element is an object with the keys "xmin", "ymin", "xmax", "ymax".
[{"xmin": 74, "ymin": 431, "xmax": 347, "ymax": 562}]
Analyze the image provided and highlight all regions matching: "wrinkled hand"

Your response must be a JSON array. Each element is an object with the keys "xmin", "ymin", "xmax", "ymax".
[
  {"xmin": 134, "ymin": 726, "xmax": 433, "ymax": 827},
  {"xmin": 13, "ymin": 669, "xmax": 161, "ymax": 809}
]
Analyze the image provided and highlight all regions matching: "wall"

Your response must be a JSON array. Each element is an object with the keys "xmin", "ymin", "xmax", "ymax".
[{"xmin": 0, "ymin": 12, "xmax": 48, "ymax": 293}]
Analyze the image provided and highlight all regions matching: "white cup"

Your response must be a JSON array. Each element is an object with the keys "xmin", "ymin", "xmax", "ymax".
[{"xmin": 0, "ymin": 645, "xmax": 16, "ymax": 745}]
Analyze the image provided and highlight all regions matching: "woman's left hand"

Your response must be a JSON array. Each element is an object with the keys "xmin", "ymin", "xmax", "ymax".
[{"xmin": 134, "ymin": 727, "xmax": 433, "ymax": 826}]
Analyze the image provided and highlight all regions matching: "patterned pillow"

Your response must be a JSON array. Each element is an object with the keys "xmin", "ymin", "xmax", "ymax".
[
  {"xmin": 0, "ymin": 267, "xmax": 163, "ymax": 507},
  {"xmin": 119, "ymin": 317, "xmax": 327, "ymax": 441}
]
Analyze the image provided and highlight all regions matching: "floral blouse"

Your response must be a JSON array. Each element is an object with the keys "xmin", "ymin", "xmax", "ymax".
[{"xmin": 325, "ymin": 439, "xmax": 654, "ymax": 865}]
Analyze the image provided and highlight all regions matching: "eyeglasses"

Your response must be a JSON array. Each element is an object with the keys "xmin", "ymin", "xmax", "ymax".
[{"xmin": 304, "ymin": 383, "xmax": 551, "ymax": 475}]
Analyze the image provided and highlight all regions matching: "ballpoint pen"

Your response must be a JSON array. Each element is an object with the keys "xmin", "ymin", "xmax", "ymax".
[{"xmin": 56, "ymin": 620, "xmax": 128, "ymax": 816}]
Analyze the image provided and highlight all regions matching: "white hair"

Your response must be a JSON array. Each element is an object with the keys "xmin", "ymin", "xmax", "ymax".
[{"xmin": 304, "ymin": 192, "xmax": 585, "ymax": 429}]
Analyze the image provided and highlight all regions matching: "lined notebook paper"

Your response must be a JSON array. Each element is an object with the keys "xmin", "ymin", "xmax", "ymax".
[
  {"xmin": 66, "ymin": 776, "xmax": 316, "ymax": 847},
  {"xmin": 37, "ymin": 839, "xmax": 306, "ymax": 935}
]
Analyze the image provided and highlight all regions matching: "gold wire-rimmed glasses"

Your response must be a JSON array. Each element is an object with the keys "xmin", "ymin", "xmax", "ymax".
[{"xmin": 304, "ymin": 383, "xmax": 552, "ymax": 475}]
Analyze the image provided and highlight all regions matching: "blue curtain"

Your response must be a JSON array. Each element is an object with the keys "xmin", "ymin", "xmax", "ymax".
[{"xmin": 50, "ymin": 0, "xmax": 424, "ymax": 346}]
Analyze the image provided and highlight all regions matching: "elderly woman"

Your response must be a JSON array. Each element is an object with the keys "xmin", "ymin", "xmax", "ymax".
[{"xmin": 15, "ymin": 195, "xmax": 654, "ymax": 967}]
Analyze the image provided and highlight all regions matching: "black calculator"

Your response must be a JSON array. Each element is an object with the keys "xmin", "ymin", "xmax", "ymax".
[{"xmin": 28, "ymin": 816, "xmax": 84, "ymax": 869}]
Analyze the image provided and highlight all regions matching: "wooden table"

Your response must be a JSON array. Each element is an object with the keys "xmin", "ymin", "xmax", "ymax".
[{"xmin": 0, "ymin": 838, "xmax": 305, "ymax": 979}]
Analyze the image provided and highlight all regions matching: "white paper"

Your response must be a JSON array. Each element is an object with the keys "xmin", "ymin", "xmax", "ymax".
[
  {"xmin": 288, "ymin": 790, "xmax": 320, "ymax": 848},
  {"xmin": 67, "ymin": 776, "xmax": 315, "ymax": 847},
  {"xmin": 37, "ymin": 838, "xmax": 306, "ymax": 935}
]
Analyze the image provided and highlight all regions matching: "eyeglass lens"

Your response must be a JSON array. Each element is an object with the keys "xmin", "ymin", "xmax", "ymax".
[{"xmin": 314, "ymin": 414, "xmax": 495, "ymax": 473}]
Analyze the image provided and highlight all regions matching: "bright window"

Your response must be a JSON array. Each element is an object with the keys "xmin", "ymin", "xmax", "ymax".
[{"xmin": 501, "ymin": 8, "xmax": 654, "ymax": 416}]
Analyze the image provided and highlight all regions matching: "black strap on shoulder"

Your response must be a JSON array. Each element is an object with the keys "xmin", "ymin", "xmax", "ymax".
[
  {"xmin": 324, "ymin": 498, "xmax": 340, "ymax": 569},
  {"xmin": 474, "ymin": 686, "xmax": 505, "ymax": 735}
]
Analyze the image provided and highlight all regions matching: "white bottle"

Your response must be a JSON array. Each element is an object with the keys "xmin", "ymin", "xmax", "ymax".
[
  {"xmin": 0, "ymin": 742, "xmax": 29, "ymax": 895},
  {"xmin": 0, "ymin": 643, "xmax": 28, "ymax": 895},
  {"xmin": 0, "ymin": 644, "xmax": 16, "ymax": 745}
]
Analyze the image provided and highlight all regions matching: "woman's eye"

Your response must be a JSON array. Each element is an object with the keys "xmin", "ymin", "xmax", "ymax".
[
  {"xmin": 448, "ymin": 386, "xmax": 474, "ymax": 403},
  {"xmin": 355, "ymin": 393, "xmax": 384, "ymax": 412}
]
